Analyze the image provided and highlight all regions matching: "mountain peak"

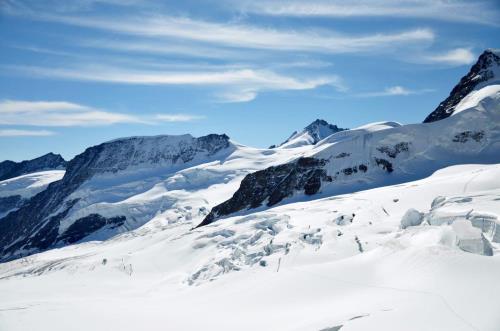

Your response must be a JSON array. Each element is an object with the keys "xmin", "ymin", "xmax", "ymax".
[
  {"xmin": 424, "ymin": 49, "xmax": 500, "ymax": 123},
  {"xmin": 0, "ymin": 153, "xmax": 66, "ymax": 181},
  {"xmin": 275, "ymin": 119, "xmax": 346, "ymax": 149}
]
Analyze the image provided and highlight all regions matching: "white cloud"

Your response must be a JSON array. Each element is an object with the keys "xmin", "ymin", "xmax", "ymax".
[
  {"xmin": 0, "ymin": 129, "xmax": 56, "ymax": 137},
  {"xmin": 421, "ymin": 48, "xmax": 476, "ymax": 66},
  {"xmin": 0, "ymin": 99, "xmax": 146, "ymax": 126},
  {"xmin": 240, "ymin": 0, "xmax": 500, "ymax": 26},
  {"xmin": 0, "ymin": 100, "xmax": 207, "ymax": 128},
  {"xmin": 9, "ymin": 66, "xmax": 340, "ymax": 102},
  {"xmin": 155, "ymin": 114, "xmax": 205, "ymax": 122},
  {"xmin": 17, "ymin": 12, "xmax": 434, "ymax": 54},
  {"xmin": 79, "ymin": 39, "xmax": 247, "ymax": 60},
  {"xmin": 357, "ymin": 86, "xmax": 434, "ymax": 97}
]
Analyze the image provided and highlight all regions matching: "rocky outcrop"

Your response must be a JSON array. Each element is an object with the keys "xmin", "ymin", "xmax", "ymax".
[
  {"xmin": 0, "ymin": 133, "xmax": 231, "ymax": 262},
  {"xmin": 424, "ymin": 49, "xmax": 500, "ymax": 123},
  {"xmin": 58, "ymin": 214, "xmax": 126, "ymax": 244},
  {"xmin": 0, "ymin": 153, "xmax": 66, "ymax": 181},
  {"xmin": 197, "ymin": 157, "xmax": 331, "ymax": 227},
  {"xmin": 0, "ymin": 195, "xmax": 23, "ymax": 216}
]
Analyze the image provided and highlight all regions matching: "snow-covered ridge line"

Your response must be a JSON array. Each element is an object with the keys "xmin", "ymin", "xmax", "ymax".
[
  {"xmin": 0, "ymin": 152, "xmax": 66, "ymax": 181},
  {"xmin": 0, "ymin": 133, "xmax": 233, "ymax": 262},
  {"xmin": 200, "ymin": 85, "xmax": 500, "ymax": 226}
]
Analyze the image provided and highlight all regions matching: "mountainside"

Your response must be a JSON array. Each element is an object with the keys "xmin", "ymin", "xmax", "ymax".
[
  {"xmin": 273, "ymin": 119, "xmax": 346, "ymax": 148},
  {"xmin": 0, "ymin": 153, "xmax": 66, "ymax": 181},
  {"xmin": 0, "ymin": 134, "xmax": 234, "ymax": 261},
  {"xmin": 0, "ymin": 50, "xmax": 500, "ymax": 331},
  {"xmin": 200, "ymin": 92, "xmax": 500, "ymax": 226},
  {"xmin": 0, "ymin": 170, "xmax": 65, "ymax": 219},
  {"xmin": 1, "ymin": 163, "xmax": 499, "ymax": 331},
  {"xmin": 424, "ymin": 49, "xmax": 500, "ymax": 123}
]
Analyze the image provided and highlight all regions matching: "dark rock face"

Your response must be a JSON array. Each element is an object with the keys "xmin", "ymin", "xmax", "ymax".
[
  {"xmin": 452, "ymin": 131, "xmax": 485, "ymax": 143},
  {"xmin": 377, "ymin": 142, "xmax": 410, "ymax": 158},
  {"xmin": 58, "ymin": 214, "xmax": 126, "ymax": 244},
  {"xmin": 0, "ymin": 153, "xmax": 66, "ymax": 181},
  {"xmin": 0, "ymin": 133, "xmax": 231, "ymax": 262},
  {"xmin": 0, "ymin": 195, "xmax": 23, "ymax": 216},
  {"xmin": 197, "ymin": 157, "xmax": 331, "ymax": 227},
  {"xmin": 424, "ymin": 49, "xmax": 500, "ymax": 123},
  {"xmin": 375, "ymin": 158, "xmax": 394, "ymax": 173},
  {"xmin": 335, "ymin": 152, "xmax": 351, "ymax": 159}
]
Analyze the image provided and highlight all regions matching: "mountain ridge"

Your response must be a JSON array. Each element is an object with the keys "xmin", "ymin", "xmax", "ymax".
[{"xmin": 0, "ymin": 153, "xmax": 66, "ymax": 181}]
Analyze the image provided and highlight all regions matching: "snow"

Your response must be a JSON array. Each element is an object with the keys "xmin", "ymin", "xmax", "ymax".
[
  {"xmin": 56, "ymin": 143, "xmax": 312, "ymax": 239},
  {"xmin": 452, "ymin": 84, "xmax": 500, "ymax": 115},
  {"xmin": 400, "ymin": 208, "xmax": 424, "ymax": 229},
  {"xmin": 0, "ymin": 64, "xmax": 499, "ymax": 330},
  {"xmin": 0, "ymin": 164, "xmax": 499, "ymax": 331},
  {"xmin": 0, "ymin": 170, "xmax": 64, "ymax": 199}
]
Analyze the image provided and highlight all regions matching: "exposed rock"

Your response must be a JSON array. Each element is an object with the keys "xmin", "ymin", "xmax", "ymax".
[
  {"xmin": 374, "ymin": 158, "xmax": 393, "ymax": 173},
  {"xmin": 0, "ymin": 153, "xmax": 66, "ymax": 181},
  {"xmin": 424, "ymin": 49, "xmax": 500, "ymax": 123},
  {"xmin": 452, "ymin": 131, "xmax": 485, "ymax": 143},
  {"xmin": 197, "ymin": 157, "xmax": 330, "ymax": 227},
  {"xmin": 58, "ymin": 214, "xmax": 126, "ymax": 244},
  {"xmin": 0, "ymin": 133, "xmax": 231, "ymax": 262},
  {"xmin": 376, "ymin": 142, "xmax": 410, "ymax": 158},
  {"xmin": 334, "ymin": 152, "xmax": 351, "ymax": 159},
  {"xmin": 0, "ymin": 195, "xmax": 23, "ymax": 217}
]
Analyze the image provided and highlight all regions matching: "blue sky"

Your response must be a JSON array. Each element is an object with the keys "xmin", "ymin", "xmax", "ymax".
[{"xmin": 0, "ymin": 0, "xmax": 499, "ymax": 161}]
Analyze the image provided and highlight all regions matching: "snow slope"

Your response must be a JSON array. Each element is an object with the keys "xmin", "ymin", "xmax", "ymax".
[
  {"xmin": 0, "ymin": 170, "xmax": 65, "ymax": 199},
  {"xmin": 0, "ymin": 164, "xmax": 499, "ymax": 331},
  {"xmin": 0, "ymin": 132, "xmax": 316, "ymax": 262},
  {"xmin": 0, "ymin": 49, "xmax": 499, "ymax": 331},
  {"xmin": 200, "ymin": 86, "xmax": 499, "ymax": 226},
  {"xmin": 0, "ymin": 170, "xmax": 64, "ymax": 218}
]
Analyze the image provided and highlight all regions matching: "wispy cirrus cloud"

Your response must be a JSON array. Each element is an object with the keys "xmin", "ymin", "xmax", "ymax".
[
  {"xmin": 0, "ymin": 99, "xmax": 145, "ymax": 126},
  {"xmin": 8, "ymin": 65, "xmax": 342, "ymax": 102},
  {"xmin": 0, "ymin": 99, "xmax": 207, "ymax": 126},
  {"xmin": 356, "ymin": 86, "xmax": 434, "ymax": 97},
  {"xmin": 239, "ymin": 0, "xmax": 500, "ymax": 26},
  {"xmin": 155, "ymin": 114, "xmax": 205, "ymax": 122},
  {"xmin": 419, "ymin": 48, "xmax": 476, "ymax": 66},
  {"xmin": 0, "ymin": 129, "xmax": 56, "ymax": 137},
  {"xmin": 8, "ymin": 9, "xmax": 435, "ymax": 54}
]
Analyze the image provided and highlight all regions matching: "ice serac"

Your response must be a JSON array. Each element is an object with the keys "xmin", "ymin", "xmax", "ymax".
[
  {"xmin": 274, "ymin": 119, "xmax": 346, "ymax": 148},
  {"xmin": 424, "ymin": 49, "xmax": 500, "ymax": 123},
  {"xmin": 0, "ymin": 152, "xmax": 66, "ymax": 181},
  {"xmin": 0, "ymin": 133, "xmax": 231, "ymax": 262}
]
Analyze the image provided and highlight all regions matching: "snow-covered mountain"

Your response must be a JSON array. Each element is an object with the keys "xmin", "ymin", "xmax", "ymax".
[
  {"xmin": 0, "ymin": 170, "xmax": 64, "ymax": 219},
  {"xmin": 0, "ymin": 153, "xmax": 66, "ymax": 221},
  {"xmin": 0, "ymin": 50, "xmax": 499, "ymax": 331},
  {"xmin": 272, "ymin": 119, "xmax": 346, "ymax": 148},
  {"xmin": 200, "ymin": 90, "xmax": 499, "ymax": 226},
  {"xmin": 1, "ymin": 163, "xmax": 499, "ymax": 331},
  {"xmin": 0, "ymin": 152, "xmax": 66, "ymax": 181},
  {"xmin": 0, "ymin": 134, "xmax": 234, "ymax": 261},
  {"xmin": 424, "ymin": 49, "xmax": 500, "ymax": 123}
]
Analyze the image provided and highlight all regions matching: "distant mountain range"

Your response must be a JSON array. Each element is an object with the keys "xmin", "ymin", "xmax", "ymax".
[{"xmin": 0, "ymin": 49, "xmax": 499, "ymax": 262}]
